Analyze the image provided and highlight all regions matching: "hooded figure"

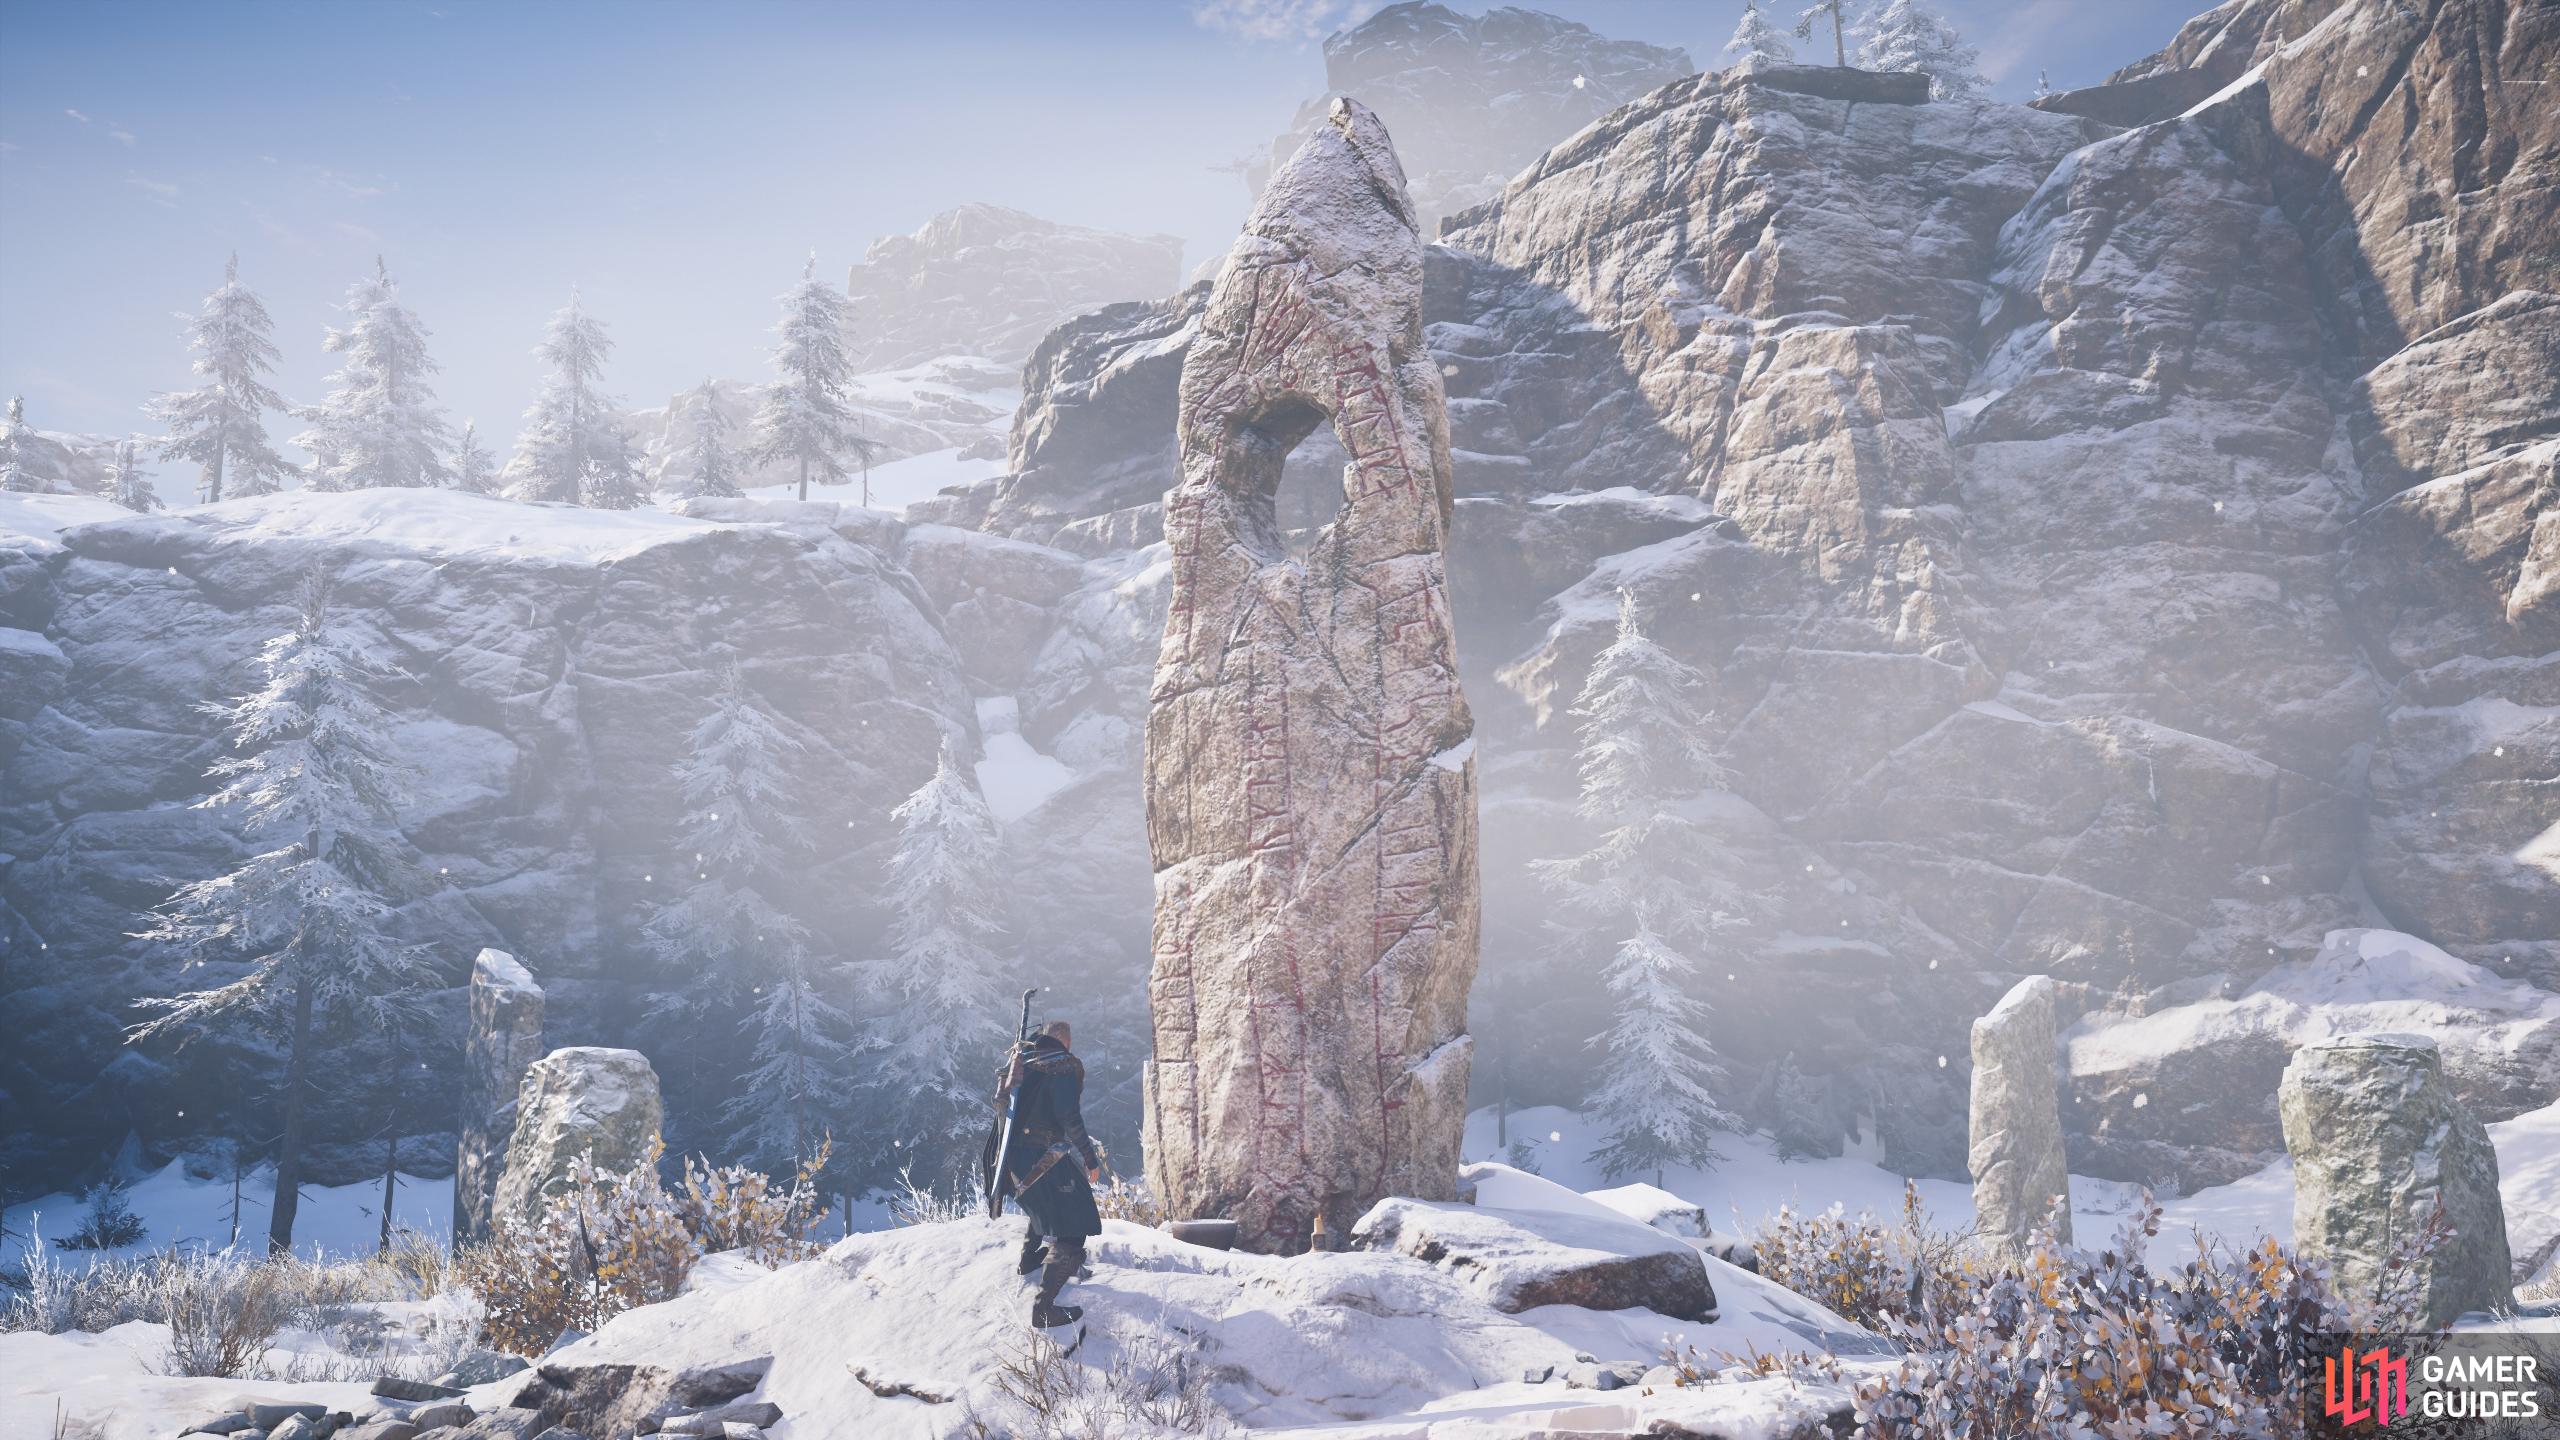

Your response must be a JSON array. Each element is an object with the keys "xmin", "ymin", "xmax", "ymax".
[{"xmin": 992, "ymin": 1020, "xmax": 1104, "ymax": 1326}]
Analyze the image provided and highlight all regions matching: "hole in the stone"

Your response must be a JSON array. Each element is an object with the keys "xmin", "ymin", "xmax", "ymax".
[
  {"xmin": 1275, "ymin": 427, "xmax": 1350, "ymax": 560},
  {"xmin": 1228, "ymin": 397, "xmax": 1349, "ymax": 563}
]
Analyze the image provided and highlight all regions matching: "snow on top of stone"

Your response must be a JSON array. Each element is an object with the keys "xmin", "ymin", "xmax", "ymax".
[
  {"xmin": 2066, "ymin": 928, "xmax": 2560, "ymax": 1077},
  {"xmin": 180, "ymin": 488, "xmax": 742, "ymax": 565},
  {"xmin": 472, "ymin": 947, "xmax": 539, "ymax": 994}
]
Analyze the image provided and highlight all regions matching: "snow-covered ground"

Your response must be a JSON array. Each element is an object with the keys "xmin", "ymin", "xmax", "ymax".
[
  {"xmin": 1468, "ymin": 1096, "xmax": 2560, "ymax": 1282},
  {"xmin": 3, "ymin": 1159, "xmax": 453, "ymax": 1270},
  {"xmin": 972, "ymin": 696, "xmax": 1077, "ymax": 824},
  {"xmin": 736, "ymin": 445, "xmax": 1003, "ymax": 516}
]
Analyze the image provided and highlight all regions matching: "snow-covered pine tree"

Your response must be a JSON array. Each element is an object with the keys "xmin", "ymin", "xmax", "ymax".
[
  {"xmin": 852, "ymin": 739, "xmax": 1009, "ymax": 1172},
  {"xmin": 665, "ymin": 381, "xmax": 743, "ymax": 500},
  {"xmin": 131, "ymin": 569, "xmax": 438, "ymax": 1253},
  {"xmin": 1794, "ymin": 0, "xmax": 1849, "ymax": 65},
  {"xmin": 1532, "ymin": 593, "xmax": 1744, "ymax": 1181},
  {"xmin": 296, "ymin": 259, "xmax": 452, "ymax": 491},
  {"xmin": 104, "ymin": 439, "xmax": 162, "ymax": 512},
  {"xmin": 503, "ymin": 294, "xmax": 645, "ymax": 508},
  {"xmin": 1855, "ymin": 0, "xmax": 1985, "ymax": 98},
  {"xmin": 149, "ymin": 254, "xmax": 297, "ymax": 503},
  {"xmin": 1727, "ymin": 0, "xmax": 1796, "ymax": 65},
  {"xmin": 0, "ymin": 398, "xmax": 35, "ymax": 493},
  {"xmin": 747, "ymin": 256, "xmax": 877, "ymax": 504},
  {"xmin": 641, "ymin": 662, "xmax": 851, "ymax": 1170},
  {"xmin": 449, "ymin": 421, "xmax": 501, "ymax": 496}
]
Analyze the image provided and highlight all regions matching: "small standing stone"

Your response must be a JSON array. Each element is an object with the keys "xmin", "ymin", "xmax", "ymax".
[
  {"xmin": 456, "ymin": 949, "xmax": 546, "ymax": 1243},
  {"xmin": 1967, "ymin": 975, "xmax": 2072, "ymax": 1263},
  {"xmin": 2279, "ymin": 1032, "xmax": 2514, "ymax": 1327},
  {"xmin": 491, "ymin": 1047, "xmax": 664, "ymax": 1223}
]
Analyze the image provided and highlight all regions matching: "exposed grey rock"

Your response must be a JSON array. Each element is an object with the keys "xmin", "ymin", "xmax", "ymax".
[
  {"xmin": 0, "ymin": 490, "xmax": 970, "ymax": 1193},
  {"xmin": 269, "ymin": 1416, "xmax": 317, "ymax": 1440},
  {"xmin": 491, "ymin": 1047, "xmax": 663, "ymax": 1222},
  {"xmin": 439, "ymin": 1350, "xmax": 528, "ymax": 1388},
  {"xmin": 2279, "ymin": 1033, "xmax": 2515, "ymax": 1328},
  {"xmin": 691, "ymin": 1402, "xmax": 779, "ymax": 1428},
  {"xmin": 454, "ymin": 949, "xmax": 544, "ymax": 1245},
  {"xmin": 1143, "ymin": 98, "xmax": 1479, "ymax": 1253},
  {"xmin": 845, "ymin": 203, "xmax": 1184, "ymax": 374},
  {"xmin": 373, "ymin": 1376, "xmax": 465, "ymax": 1403},
  {"xmin": 1968, "ymin": 976, "xmax": 2071, "ymax": 1261},
  {"xmin": 404, "ymin": 1406, "xmax": 473, "ymax": 1431},
  {"xmin": 186, "ymin": 1417, "xmax": 253, "ymax": 1437},
  {"xmin": 1353, "ymin": 1193, "xmax": 1716, "ymax": 1321},
  {"xmin": 251, "ymin": 1404, "xmax": 327, "ymax": 1430},
  {"xmin": 505, "ymin": 1357, "xmax": 770, "ymax": 1440},
  {"xmin": 1256, "ymin": 3, "xmax": 1694, "ymax": 233},
  {"xmin": 337, "ymin": 1421, "xmax": 421, "ymax": 1440}
]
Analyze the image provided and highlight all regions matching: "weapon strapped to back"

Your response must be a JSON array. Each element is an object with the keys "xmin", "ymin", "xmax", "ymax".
[{"xmin": 981, "ymin": 987, "xmax": 1041, "ymax": 1219}]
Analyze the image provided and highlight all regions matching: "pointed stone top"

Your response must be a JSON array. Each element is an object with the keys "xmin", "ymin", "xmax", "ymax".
[
  {"xmin": 1975, "ymin": 973, "xmax": 2058, "ymax": 1030},
  {"xmin": 472, "ymin": 947, "xmax": 540, "ymax": 994},
  {"xmin": 1253, "ymin": 94, "xmax": 1422, "ymax": 264}
]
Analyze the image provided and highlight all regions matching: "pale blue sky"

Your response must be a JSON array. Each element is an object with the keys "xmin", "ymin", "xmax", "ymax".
[{"xmin": 0, "ymin": 0, "xmax": 2203, "ymax": 451}]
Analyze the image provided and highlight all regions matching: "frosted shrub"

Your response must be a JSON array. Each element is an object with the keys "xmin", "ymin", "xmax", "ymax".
[
  {"xmin": 1850, "ymin": 1196, "xmax": 2350, "ymax": 1439},
  {"xmin": 465, "ymin": 1145, "xmax": 698, "ymax": 1356},
  {"xmin": 1094, "ymin": 1176, "xmax": 1165, "ymax": 1227},
  {"xmin": 157, "ymin": 1257, "xmax": 296, "ymax": 1378},
  {"xmin": 886, "ymin": 1165, "xmax": 975, "ymax": 1228},
  {"xmin": 1751, "ymin": 1181, "xmax": 1975, "ymax": 1331},
  {"xmin": 675, "ymin": 1143, "xmax": 829, "ymax": 1266},
  {"xmin": 962, "ymin": 1322, "xmax": 1234, "ymax": 1439},
  {"xmin": 467, "ymin": 1142, "xmax": 832, "ymax": 1355}
]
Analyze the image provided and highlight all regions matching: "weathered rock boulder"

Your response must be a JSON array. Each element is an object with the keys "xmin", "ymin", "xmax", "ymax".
[
  {"xmin": 1142, "ymin": 98, "xmax": 1479, "ymax": 1254},
  {"xmin": 1968, "ymin": 976, "xmax": 2071, "ymax": 1260},
  {"xmin": 455, "ymin": 949, "xmax": 546, "ymax": 1244},
  {"xmin": 492, "ymin": 1047, "xmax": 664, "ymax": 1222},
  {"xmin": 2279, "ymin": 1033, "xmax": 2514, "ymax": 1327},
  {"xmin": 1353, "ymin": 1194, "xmax": 1716, "ymax": 1321}
]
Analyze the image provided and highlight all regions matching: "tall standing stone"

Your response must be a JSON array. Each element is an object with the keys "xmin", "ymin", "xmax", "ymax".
[
  {"xmin": 491, "ymin": 1047, "xmax": 665, "ymax": 1225},
  {"xmin": 2279, "ymin": 1033, "xmax": 2514, "ymax": 1327},
  {"xmin": 1968, "ymin": 976, "xmax": 2072, "ymax": 1262},
  {"xmin": 1143, "ymin": 97, "xmax": 1479, "ymax": 1254},
  {"xmin": 453, "ymin": 949, "xmax": 546, "ymax": 1244}
]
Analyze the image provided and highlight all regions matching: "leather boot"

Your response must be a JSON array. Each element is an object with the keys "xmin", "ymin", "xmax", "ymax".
[
  {"xmin": 1017, "ymin": 1222, "xmax": 1046, "ymax": 1277},
  {"xmin": 1031, "ymin": 1240, "xmax": 1086, "ymax": 1327}
]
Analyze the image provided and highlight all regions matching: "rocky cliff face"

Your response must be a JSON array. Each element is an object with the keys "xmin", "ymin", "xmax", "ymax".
[
  {"xmin": 1254, "ymin": 2, "xmax": 1696, "ymax": 235},
  {"xmin": 844, "ymin": 203, "xmax": 1186, "ymax": 374},
  {"xmin": 954, "ymin": 0, "xmax": 2558, "ymax": 1184},
  {"xmin": 0, "ymin": 489, "xmax": 998, "ymax": 1186}
]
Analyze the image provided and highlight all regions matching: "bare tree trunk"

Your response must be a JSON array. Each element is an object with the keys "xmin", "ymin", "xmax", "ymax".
[
  {"xmin": 798, "ymin": 453, "xmax": 811, "ymax": 505},
  {"xmin": 379, "ymin": 1134, "xmax": 399, "ymax": 1254},
  {"xmin": 205, "ymin": 445, "xmax": 225, "ymax": 506},
  {"xmin": 228, "ymin": 1150, "xmax": 244, "ymax": 1248},
  {"xmin": 1832, "ymin": 6, "xmax": 1846, "ymax": 66},
  {"xmin": 269, "ymin": 968, "xmax": 314, "ymax": 1256}
]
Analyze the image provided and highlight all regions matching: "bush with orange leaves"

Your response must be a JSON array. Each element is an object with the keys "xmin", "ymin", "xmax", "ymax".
[{"xmin": 464, "ymin": 1140, "xmax": 829, "ymax": 1355}]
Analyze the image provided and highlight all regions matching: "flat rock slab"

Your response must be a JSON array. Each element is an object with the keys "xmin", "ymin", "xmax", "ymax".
[{"xmin": 1353, "ymin": 1195, "xmax": 1716, "ymax": 1322}]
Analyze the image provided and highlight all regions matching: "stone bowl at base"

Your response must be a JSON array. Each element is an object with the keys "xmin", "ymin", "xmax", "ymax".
[{"xmin": 1166, "ymin": 1218, "xmax": 1240, "ymax": 1250}]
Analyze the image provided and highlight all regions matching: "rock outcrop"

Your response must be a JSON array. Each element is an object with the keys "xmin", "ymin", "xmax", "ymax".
[
  {"xmin": 0, "ymin": 489, "xmax": 972, "ymax": 1190},
  {"xmin": 1967, "ymin": 977, "xmax": 2071, "ymax": 1259},
  {"xmin": 2278, "ymin": 1033, "xmax": 2514, "ymax": 1327},
  {"xmin": 492, "ymin": 1046, "xmax": 665, "ymax": 1222},
  {"xmin": 454, "ymin": 949, "xmax": 545, "ymax": 1244},
  {"xmin": 1143, "ymin": 99, "xmax": 1479, "ymax": 1253},
  {"xmin": 1354, "ymin": 1193, "xmax": 1717, "ymax": 1321},
  {"xmin": 845, "ymin": 203, "xmax": 1185, "ymax": 373},
  {"xmin": 1255, "ymin": 3, "xmax": 1695, "ymax": 232}
]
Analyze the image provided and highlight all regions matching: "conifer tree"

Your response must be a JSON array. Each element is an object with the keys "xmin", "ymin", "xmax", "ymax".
[
  {"xmin": 296, "ymin": 259, "xmax": 452, "ymax": 491},
  {"xmin": 1533, "ymin": 594, "xmax": 1743, "ymax": 1180},
  {"xmin": 1727, "ymin": 0, "xmax": 1796, "ymax": 64},
  {"xmin": 1795, "ymin": 0, "xmax": 1849, "ymax": 65},
  {"xmin": 150, "ymin": 255, "xmax": 297, "ymax": 503},
  {"xmin": 105, "ymin": 439, "xmax": 162, "ymax": 512},
  {"xmin": 642, "ymin": 663, "xmax": 850, "ymax": 1169},
  {"xmin": 1855, "ymin": 0, "xmax": 1985, "ymax": 98},
  {"xmin": 504, "ymin": 294, "xmax": 644, "ymax": 508},
  {"xmin": 0, "ymin": 398, "xmax": 36, "ymax": 493},
  {"xmin": 665, "ymin": 382, "xmax": 743, "ymax": 500},
  {"xmin": 748, "ymin": 256, "xmax": 877, "ymax": 504},
  {"xmin": 132, "ymin": 570, "xmax": 437, "ymax": 1253},
  {"xmin": 853, "ymin": 740, "xmax": 1009, "ymax": 1169},
  {"xmin": 449, "ymin": 421, "xmax": 501, "ymax": 496}
]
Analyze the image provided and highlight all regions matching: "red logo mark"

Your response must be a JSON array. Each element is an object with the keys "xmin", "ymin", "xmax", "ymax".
[{"xmin": 2323, "ymin": 1343, "xmax": 2411, "ymax": 1429}]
